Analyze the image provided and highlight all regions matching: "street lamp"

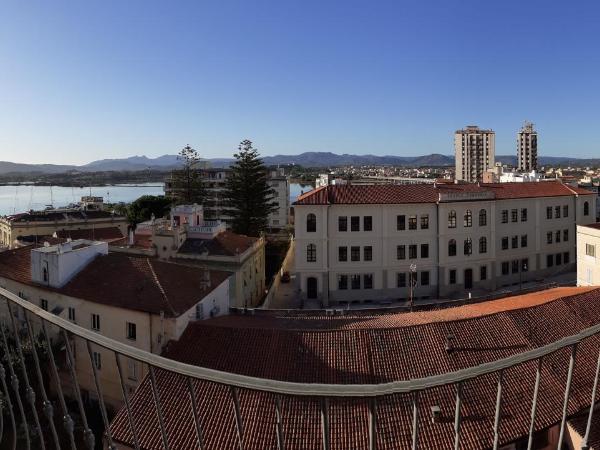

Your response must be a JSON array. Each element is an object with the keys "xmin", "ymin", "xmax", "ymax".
[{"xmin": 409, "ymin": 263, "xmax": 417, "ymax": 312}]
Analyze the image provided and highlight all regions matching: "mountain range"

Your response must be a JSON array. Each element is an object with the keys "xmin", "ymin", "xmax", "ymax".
[{"xmin": 1, "ymin": 152, "xmax": 599, "ymax": 174}]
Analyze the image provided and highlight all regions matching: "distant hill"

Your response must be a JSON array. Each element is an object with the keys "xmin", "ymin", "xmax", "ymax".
[{"xmin": 1, "ymin": 152, "xmax": 599, "ymax": 175}]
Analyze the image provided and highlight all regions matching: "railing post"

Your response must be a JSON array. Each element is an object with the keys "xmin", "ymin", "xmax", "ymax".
[
  {"xmin": 527, "ymin": 357, "xmax": 543, "ymax": 450},
  {"xmin": 454, "ymin": 382, "xmax": 463, "ymax": 450},
  {"xmin": 275, "ymin": 395, "xmax": 285, "ymax": 450},
  {"xmin": 148, "ymin": 366, "xmax": 170, "ymax": 450},
  {"xmin": 0, "ymin": 363, "xmax": 17, "ymax": 450},
  {"xmin": 321, "ymin": 398, "xmax": 330, "ymax": 450},
  {"xmin": 558, "ymin": 344, "xmax": 578, "ymax": 449},
  {"xmin": 115, "ymin": 354, "xmax": 141, "ymax": 450},
  {"xmin": 492, "ymin": 370, "xmax": 504, "ymax": 450},
  {"xmin": 412, "ymin": 392, "xmax": 419, "ymax": 450},
  {"xmin": 186, "ymin": 377, "xmax": 204, "ymax": 450},
  {"xmin": 369, "ymin": 398, "xmax": 377, "ymax": 450},
  {"xmin": 582, "ymin": 347, "xmax": 600, "ymax": 450},
  {"xmin": 230, "ymin": 386, "xmax": 244, "ymax": 450}
]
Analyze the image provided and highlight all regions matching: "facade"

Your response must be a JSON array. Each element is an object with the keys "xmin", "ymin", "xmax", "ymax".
[
  {"xmin": 517, "ymin": 121, "xmax": 538, "ymax": 172},
  {"xmin": 164, "ymin": 167, "xmax": 290, "ymax": 232},
  {"xmin": 0, "ymin": 209, "xmax": 128, "ymax": 250},
  {"xmin": 294, "ymin": 182, "xmax": 596, "ymax": 306},
  {"xmin": 455, "ymin": 125, "xmax": 495, "ymax": 182},
  {"xmin": 576, "ymin": 222, "xmax": 600, "ymax": 286},
  {"xmin": 0, "ymin": 240, "xmax": 231, "ymax": 408}
]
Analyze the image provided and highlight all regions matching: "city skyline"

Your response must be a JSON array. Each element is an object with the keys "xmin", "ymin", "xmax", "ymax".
[{"xmin": 2, "ymin": 0, "xmax": 600, "ymax": 164}]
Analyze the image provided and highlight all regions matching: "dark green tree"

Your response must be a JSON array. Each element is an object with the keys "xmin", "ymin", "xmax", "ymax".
[
  {"xmin": 127, "ymin": 195, "xmax": 172, "ymax": 226},
  {"xmin": 225, "ymin": 140, "xmax": 277, "ymax": 236},
  {"xmin": 170, "ymin": 145, "xmax": 205, "ymax": 204}
]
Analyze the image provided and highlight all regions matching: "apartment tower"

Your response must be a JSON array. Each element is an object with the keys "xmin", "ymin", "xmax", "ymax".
[
  {"xmin": 517, "ymin": 121, "xmax": 538, "ymax": 172},
  {"xmin": 454, "ymin": 126, "xmax": 495, "ymax": 182}
]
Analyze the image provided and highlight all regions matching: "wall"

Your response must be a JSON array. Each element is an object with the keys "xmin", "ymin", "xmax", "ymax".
[{"xmin": 577, "ymin": 225, "xmax": 600, "ymax": 286}]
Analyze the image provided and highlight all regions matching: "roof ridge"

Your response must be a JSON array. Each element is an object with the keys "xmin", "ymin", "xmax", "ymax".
[{"xmin": 146, "ymin": 258, "xmax": 177, "ymax": 316}]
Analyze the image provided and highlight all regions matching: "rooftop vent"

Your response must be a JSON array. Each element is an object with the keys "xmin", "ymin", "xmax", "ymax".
[
  {"xmin": 431, "ymin": 405, "xmax": 441, "ymax": 423},
  {"xmin": 445, "ymin": 334, "xmax": 455, "ymax": 353}
]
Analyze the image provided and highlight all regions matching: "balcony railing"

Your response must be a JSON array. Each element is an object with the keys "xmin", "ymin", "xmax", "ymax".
[{"xmin": 0, "ymin": 285, "xmax": 599, "ymax": 449}]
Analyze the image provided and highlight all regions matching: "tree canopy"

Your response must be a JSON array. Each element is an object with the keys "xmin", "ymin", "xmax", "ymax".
[
  {"xmin": 127, "ymin": 195, "xmax": 172, "ymax": 226},
  {"xmin": 170, "ymin": 145, "xmax": 205, "ymax": 204}
]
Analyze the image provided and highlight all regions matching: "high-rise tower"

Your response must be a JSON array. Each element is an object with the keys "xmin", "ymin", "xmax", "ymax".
[
  {"xmin": 517, "ymin": 121, "xmax": 538, "ymax": 172},
  {"xmin": 454, "ymin": 126, "xmax": 495, "ymax": 182}
]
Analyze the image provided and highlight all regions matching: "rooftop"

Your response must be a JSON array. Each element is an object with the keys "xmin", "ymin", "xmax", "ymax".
[
  {"xmin": 2, "ymin": 209, "xmax": 124, "ymax": 223},
  {"xmin": 178, "ymin": 230, "xmax": 258, "ymax": 257}
]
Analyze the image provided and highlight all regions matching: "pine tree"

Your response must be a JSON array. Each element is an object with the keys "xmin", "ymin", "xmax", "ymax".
[
  {"xmin": 170, "ymin": 145, "xmax": 205, "ymax": 204},
  {"xmin": 225, "ymin": 140, "xmax": 277, "ymax": 236}
]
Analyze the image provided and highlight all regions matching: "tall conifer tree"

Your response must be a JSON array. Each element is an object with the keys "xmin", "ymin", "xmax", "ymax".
[{"xmin": 170, "ymin": 145, "xmax": 205, "ymax": 204}]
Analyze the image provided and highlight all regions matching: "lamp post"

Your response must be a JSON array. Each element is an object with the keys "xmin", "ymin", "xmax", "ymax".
[
  {"xmin": 409, "ymin": 263, "xmax": 417, "ymax": 312},
  {"xmin": 520, "ymin": 261, "xmax": 528, "ymax": 291}
]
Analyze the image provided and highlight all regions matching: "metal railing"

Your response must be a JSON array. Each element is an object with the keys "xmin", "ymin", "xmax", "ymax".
[{"xmin": 0, "ymin": 285, "xmax": 599, "ymax": 449}]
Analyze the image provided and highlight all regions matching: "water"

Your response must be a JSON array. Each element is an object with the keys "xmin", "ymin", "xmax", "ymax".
[
  {"xmin": 0, "ymin": 183, "xmax": 165, "ymax": 216},
  {"xmin": 290, "ymin": 183, "xmax": 314, "ymax": 203}
]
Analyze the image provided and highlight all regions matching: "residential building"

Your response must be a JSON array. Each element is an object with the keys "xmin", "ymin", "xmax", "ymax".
[
  {"xmin": 294, "ymin": 182, "xmax": 595, "ymax": 306},
  {"xmin": 0, "ymin": 240, "xmax": 231, "ymax": 408},
  {"xmin": 109, "ymin": 286, "xmax": 600, "ymax": 450},
  {"xmin": 483, "ymin": 163, "xmax": 543, "ymax": 183},
  {"xmin": 577, "ymin": 222, "xmax": 600, "ymax": 286},
  {"xmin": 164, "ymin": 167, "xmax": 290, "ymax": 232},
  {"xmin": 454, "ymin": 125, "xmax": 495, "ymax": 182},
  {"xmin": 0, "ymin": 209, "xmax": 128, "ymax": 250},
  {"xmin": 517, "ymin": 121, "xmax": 538, "ymax": 172}
]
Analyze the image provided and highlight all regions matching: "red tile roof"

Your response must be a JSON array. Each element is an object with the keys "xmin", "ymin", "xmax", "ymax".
[
  {"xmin": 294, "ymin": 182, "xmax": 595, "ymax": 205},
  {"xmin": 111, "ymin": 287, "xmax": 600, "ymax": 449},
  {"xmin": 55, "ymin": 226, "xmax": 125, "ymax": 243},
  {"xmin": 178, "ymin": 231, "xmax": 258, "ymax": 257},
  {"xmin": 0, "ymin": 246, "xmax": 231, "ymax": 317}
]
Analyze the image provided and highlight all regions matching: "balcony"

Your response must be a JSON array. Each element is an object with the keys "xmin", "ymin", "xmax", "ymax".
[{"xmin": 0, "ymin": 286, "xmax": 600, "ymax": 449}]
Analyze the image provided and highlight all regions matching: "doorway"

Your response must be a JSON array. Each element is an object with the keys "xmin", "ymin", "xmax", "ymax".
[
  {"xmin": 307, "ymin": 277, "xmax": 318, "ymax": 299},
  {"xmin": 464, "ymin": 269, "xmax": 473, "ymax": 290}
]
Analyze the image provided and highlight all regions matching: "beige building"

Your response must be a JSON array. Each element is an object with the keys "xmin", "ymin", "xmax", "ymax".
[
  {"xmin": 0, "ymin": 209, "xmax": 128, "ymax": 250},
  {"xmin": 577, "ymin": 222, "xmax": 600, "ymax": 286},
  {"xmin": 294, "ymin": 182, "xmax": 596, "ymax": 306},
  {"xmin": 0, "ymin": 240, "xmax": 231, "ymax": 408},
  {"xmin": 455, "ymin": 125, "xmax": 495, "ymax": 182},
  {"xmin": 517, "ymin": 121, "xmax": 538, "ymax": 172}
]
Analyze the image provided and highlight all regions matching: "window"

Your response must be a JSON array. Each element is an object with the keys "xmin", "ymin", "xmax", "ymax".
[
  {"xmin": 448, "ymin": 239, "xmax": 457, "ymax": 256},
  {"xmin": 555, "ymin": 206, "xmax": 561, "ymax": 219},
  {"xmin": 546, "ymin": 206, "xmax": 552, "ymax": 219},
  {"xmin": 511, "ymin": 209, "xmax": 518, "ymax": 223},
  {"xmin": 363, "ymin": 274, "xmax": 373, "ymax": 289},
  {"xmin": 521, "ymin": 259, "xmax": 529, "ymax": 272},
  {"xmin": 512, "ymin": 260, "xmax": 519, "ymax": 274},
  {"xmin": 338, "ymin": 216, "xmax": 347, "ymax": 232},
  {"xmin": 502, "ymin": 237, "xmax": 509, "ymax": 250},
  {"xmin": 351, "ymin": 275, "xmax": 361, "ymax": 290},
  {"xmin": 397, "ymin": 245, "xmax": 406, "ymax": 260},
  {"xmin": 501, "ymin": 262, "xmax": 509, "ymax": 275},
  {"xmin": 563, "ymin": 205, "xmax": 568, "ymax": 217},
  {"xmin": 464, "ymin": 238, "xmax": 472, "ymax": 256},
  {"xmin": 43, "ymin": 267, "xmax": 48, "ymax": 283},
  {"xmin": 584, "ymin": 201, "xmax": 590, "ymax": 216},
  {"xmin": 397, "ymin": 273, "xmax": 406, "ymax": 288},
  {"xmin": 521, "ymin": 235, "xmax": 528, "ymax": 248},
  {"xmin": 91, "ymin": 313, "xmax": 100, "ymax": 331},
  {"xmin": 351, "ymin": 216, "xmax": 360, "ymax": 232},
  {"xmin": 421, "ymin": 244, "xmax": 429, "ymax": 258},
  {"xmin": 479, "ymin": 237, "xmax": 487, "ymax": 254},
  {"xmin": 563, "ymin": 229, "xmax": 569, "ymax": 242},
  {"xmin": 421, "ymin": 215, "xmax": 429, "ymax": 229},
  {"xmin": 564, "ymin": 252, "xmax": 570, "ymax": 264},
  {"xmin": 586, "ymin": 244, "xmax": 596, "ymax": 257},
  {"xmin": 501, "ymin": 210, "xmax": 509, "ymax": 223},
  {"xmin": 408, "ymin": 215, "xmax": 417, "ymax": 230},
  {"xmin": 363, "ymin": 216, "xmax": 372, "ymax": 231},
  {"xmin": 464, "ymin": 210, "xmax": 472, "ymax": 227},
  {"xmin": 397, "ymin": 215, "xmax": 406, "ymax": 230},
  {"xmin": 547, "ymin": 232, "xmax": 553, "ymax": 244},
  {"xmin": 556, "ymin": 253, "xmax": 562, "ymax": 265},
  {"xmin": 92, "ymin": 351, "xmax": 102, "ymax": 370},
  {"xmin": 351, "ymin": 246, "xmax": 360, "ymax": 261},
  {"xmin": 420, "ymin": 271, "xmax": 430, "ymax": 286},
  {"xmin": 306, "ymin": 244, "xmax": 317, "ymax": 262},
  {"xmin": 448, "ymin": 211, "xmax": 457, "ymax": 228},
  {"xmin": 409, "ymin": 245, "xmax": 417, "ymax": 259},
  {"xmin": 555, "ymin": 230, "xmax": 561, "ymax": 243},
  {"xmin": 480, "ymin": 265, "xmax": 487, "ymax": 281},
  {"xmin": 68, "ymin": 307, "xmax": 76, "ymax": 322},
  {"xmin": 195, "ymin": 303, "xmax": 204, "ymax": 320},
  {"xmin": 479, "ymin": 209, "xmax": 487, "ymax": 226},
  {"xmin": 127, "ymin": 359, "xmax": 138, "ymax": 381},
  {"xmin": 521, "ymin": 208, "xmax": 528, "ymax": 222},
  {"xmin": 126, "ymin": 322, "xmax": 136, "ymax": 340},
  {"xmin": 40, "ymin": 299, "xmax": 48, "ymax": 311},
  {"xmin": 306, "ymin": 213, "xmax": 316, "ymax": 232},
  {"xmin": 363, "ymin": 246, "xmax": 373, "ymax": 261},
  {"xmin": 338, "ymin": 247, "xmax": 347, "ymax": 262},
  {"xmin": 338, "ymin": 275, "xmax": 348, "ymax": 290},
  {"xmin": 511, "ymin": 236, "xmax": 518, "ymax": 249},
  {"xmin": 547, "ymin": 254, "xmax": 554, "ymax": 267},
  {"xmin": 449, "ymin": 269, "xmax": 457, "ymax": 285}
]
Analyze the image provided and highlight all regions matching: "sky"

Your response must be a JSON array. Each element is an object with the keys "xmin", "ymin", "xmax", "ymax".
[{"xmin": 1, "ymin": 0, "xmax": 599, "ymax": 165}]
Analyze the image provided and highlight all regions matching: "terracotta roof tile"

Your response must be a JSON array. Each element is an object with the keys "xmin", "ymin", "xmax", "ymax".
[
  {"xmin": 55, "ymin": 226, "xmax": 124, "ymax": 243},
  {"xmin": 178, "ymin": 231, "xmax": 258, "ymax": 257}
]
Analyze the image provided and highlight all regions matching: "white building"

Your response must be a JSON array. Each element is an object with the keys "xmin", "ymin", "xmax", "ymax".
[
  {"xmin": 576, "ymin": 222, "xmax": 600, "ymax": 286},
  {"xmin": 455, "ymin": 125, "xmax": 496, "ymax": 182},
  {"xmin": 294, "ymin": 182, "xmax": 596, "ymax": 306}
]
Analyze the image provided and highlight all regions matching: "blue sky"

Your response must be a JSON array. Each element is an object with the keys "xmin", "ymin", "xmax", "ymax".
[{"xmin": 1, "ymin": 0, "xmax": 599, "ymax": 164}]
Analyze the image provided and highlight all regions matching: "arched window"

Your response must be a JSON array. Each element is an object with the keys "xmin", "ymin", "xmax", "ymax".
[
  {"xmin": 306, "ymin": 244, "xmax": 317, "ymax": 262},
  {"xmin": 464, "ymin": 210, "xmax": 472, "ymax": 227},
  {"xmin": 464, "ymin": 238, "xmax": 472, "ymax": 256},
  {"xmin": 479, "ymin": 237, "xmax": 487, "ymax": 254},
  {"xmin": 43, "ymin": 267, "xmax": 48, "ymax": 283},
  {"xmin": 448, "ymin": 239, "xmax": 457, "ymax": 257},
  {"xmin": 448, "ymin": 210, "xmax": 457, "ymax": 228},
  {"xmin": 584, "ymin": 201, "xmax": 590, "ymax": 216},
  {"xmin": 479, "ymin": 209, "xmax": 487, "ymax": 226},
  {"xmin": 306, "ymin": 213, "xmax": 316, "ymax": 232}
]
